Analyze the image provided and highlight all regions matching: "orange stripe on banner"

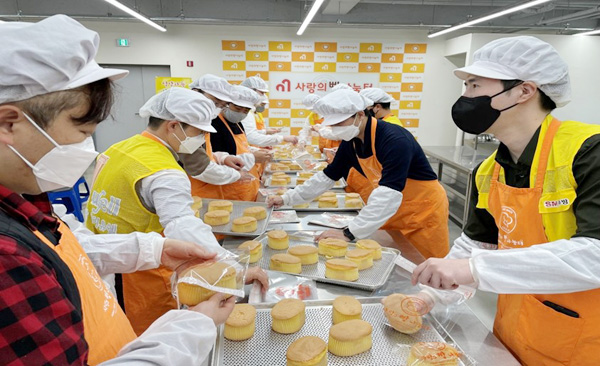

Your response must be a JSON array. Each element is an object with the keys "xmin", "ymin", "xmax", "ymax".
[
  {"xmin": 315, "ymin": 42, "xmax": 337, "ymax": 52},
  {"xmin": 401, "ymin": 83, "xmax": 423, "ymax": 92},
  {"xmin": 270, "ymin": 118, "xmax": 291, "ymax": 127},
  {"xmin": 337, "ymin": 53, "xmax": 359, "ymax": 63},
  {"xmin": 359, "ymin": 43, "xmax": 382, "ymax": 53},
  {"xmin": 292, "ymin": 52, "xmax": 314, "ymax": 62},
  {"xmin": 270, "ymin": 100, "xmax": 291, "ymax": 109},
  {"xmin": 382, "ymin": 53, "xmax": 404, "ymax": 63},
  {"xmin": 399, "ymin": 100, "xmax": 421, "ymax": 110},
  {"xmin": 223, "ymin": 61, "xmax": 246, "ymax": 71},
  {"xmin": 269, "ymin": 41, "xmax": 292, "ymax": 52},
  {"xmin": 402, "ymin": 63, "xmax": 425, "ymax": 73},
  {"xmin": 314, "ymin": 62, "xmax": 336, "ymax": 72},
  {"xmin": 380, "ymin": 73, "xmax": 402, "ymax": 83},
  {"xmin": 269, "ymin": 62, "xmax": 291, "ymax": 71},
  {"xmin": 401, "ymin": 119, "xmax": 420, "ymax": 127},
  {"xmin": 359, "ymin": 63, "xmax": 381, "ymax": 73},
  {"xmin": 246, "ymin": 51, "xmax": 269, "ymax": 61}
]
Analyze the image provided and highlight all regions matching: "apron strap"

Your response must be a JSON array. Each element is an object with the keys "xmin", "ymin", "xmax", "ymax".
[{"xmin": 533, "ymin": 118, "xmax": 561, "ymax": 190}]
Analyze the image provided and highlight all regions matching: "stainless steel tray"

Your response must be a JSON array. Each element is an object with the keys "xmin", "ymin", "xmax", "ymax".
[
  {"xmin": 226, "ymin": 231, "xmax": 398, "ymax": 291},
  {"xmin": 274, "ymin": 192, "xmax": 363, "ymax": 212},
  {"xmin": 265, "ymin": 176, "xmax": 347, "ymax": 189},
  {"xmin": 210, "ymin": 297, "xmax": 475, "ymax": 366},
  {"xmin": 198, "ymin": 199, "xmax": 273, "ymax": 237},
  {"xmin": 266, "ymin": 161, "xmax": 328, "ymax": 173}
]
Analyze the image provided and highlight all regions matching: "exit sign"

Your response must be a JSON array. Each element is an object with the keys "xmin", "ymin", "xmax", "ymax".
[{"xmin": 116, "ymin": 38, "xmax": 129, "ymax": 47}]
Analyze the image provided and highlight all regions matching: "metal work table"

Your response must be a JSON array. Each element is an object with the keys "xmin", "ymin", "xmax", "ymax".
[
  {"xmin": 222, "ymin": 210, "xmax": 519, "ymax": 365},
  {"xmin": 422, "ymin": 146, "xmax": 495, "ymax": 228}
]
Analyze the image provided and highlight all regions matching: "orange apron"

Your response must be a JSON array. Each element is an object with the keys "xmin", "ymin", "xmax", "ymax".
[
  {"xmin": 356, "ymin": 118, "xmax": 449, "ymax": 258},
  {"xmin": 489, "ymin": 119, "xmax": 600, "ymax": 366},
  {"xmin": 252, "ymin": 112, "xmax": 266, "ymax": 177},
  {"xmin": 34, "ymin": 221, "xmax": 136, "ymax": 365},
  {"xmin": 194, "ymin": 114, "xmax": 261, "ymax": 202}
]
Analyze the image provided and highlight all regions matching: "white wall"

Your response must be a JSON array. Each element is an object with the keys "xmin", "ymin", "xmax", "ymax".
[
  {"xmin": 83, "ymin": 21, "xmax": 461, "ymax": 147},
  {"xmin": 83, "ymin": 20, "xmax": 600, "ymax": 147}
]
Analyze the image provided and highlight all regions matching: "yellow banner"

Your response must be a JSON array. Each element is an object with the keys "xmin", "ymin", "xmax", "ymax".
[
  {"xmin": 270, "ymin": 99, "xmax": 291, "ymax": 109},
  {"xmin": 155, "ymin": 77, "xmax": 193, "ymax": 94},
  {"xmin": 360, "ymin": 43, "xmax": 382, "ymax": 53},
  {"xmin": 315, "ymin": 42, "xmax": 337, "ymax": 52},
  {"xmin": 401, "ymin": 118, "xmax": 420, "ymax": 127},
  {"xmin": 314, "ymin": 62, "xmax": 336, "ymax": 72},
  {"xmin": 405, "ymin": 43, "xmax": 427, "ymax": 53},
  {"xmin": 246, "ymin": 51, "xmax": 269, "ymax": 61},
  {"xmin": 359, "ymin": 63, "xmax": 381, "ymax": 73},
  {"xmin": 382, "ymin": 53, "xmax": 403, "ymax": 63},
  {"xmin": 270, "ymin": 118, "xmax": 291, "ymax": 127},
  {"xmin": 337, "ymin": 53, "xmax": 359, "ymax": 63},
  {"xmin": 269, "ymin": 41, "xmax": 292, "ymax": 52},
  {"xmin": 222, "ymin": 40, "xmax": 245, "ymax": 50},
  {"xmin": 403, "ymin": 63, "xmax": 425, "ymax": 73},
  {"xmin": 401, "ymin": 83, "xmax": 423, "ymax": 92},
  {"xmin": 292, "ymin": 52, "xmax": 315, "ymax": 62},
  {"xmin": 399, "ymin": 100, "xmax": 421, "ymax": 109},
  {"xmin": 291, "ymin": 109, "xmax": 309, "ymax": 118},
  {"xmin": 223, "ymin": 61, "xmax": 246, "ymax": 71},
  {"xmin": 269, "ymin": 62, "xmax": 291, "ymax": 71},
  {"xmin": 380, "ymin": 73, "xmax": 402, "ymax": 83}
]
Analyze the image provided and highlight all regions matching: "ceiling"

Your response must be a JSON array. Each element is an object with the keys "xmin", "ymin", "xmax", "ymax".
[{"xmin": 1, "ymin": 0, "xmax": 599, "ymax": 36}]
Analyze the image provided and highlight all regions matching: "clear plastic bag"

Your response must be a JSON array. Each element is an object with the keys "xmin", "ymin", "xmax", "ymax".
[
  {"xmin": 398, "ymin": 342, "xmax": 467, "ymax": 365},
  {"xmin": 249, "ymin": 270, "xmax": 317, "ymax": 303},
  {"xmin": 172, "ymin": 249, "xmax": 250, "ymax": 308}
]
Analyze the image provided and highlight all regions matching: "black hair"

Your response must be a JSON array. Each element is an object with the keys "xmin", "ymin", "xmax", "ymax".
[{"xmin": 375, "ymin": 102, "xmax": 391, "ymax": 110}]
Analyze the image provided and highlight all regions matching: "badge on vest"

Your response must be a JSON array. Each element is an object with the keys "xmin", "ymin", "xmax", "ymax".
[{"xmin": 543, "ymin": 198, "xmax": 570, "ymax": 208}]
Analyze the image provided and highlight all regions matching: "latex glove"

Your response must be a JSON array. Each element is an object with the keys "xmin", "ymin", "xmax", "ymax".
[
  {"xmin": 266, "ymin": 127, "xmax": 282, "ymax": 135},
  {"xmin": 381, "ymin": 292, "xmax": 435, "ymax": 316},
  {"xmin": 223, "ymin": 155, "xmax": 244, "ymax": 170},
  {"xmin": 190, "ymin": 292, "xmax": 236, "ymax": 326},
  {"xmin": 267, "ymin": 195, "xmax": 284, "ymax": 208},
  {"xmin": 253, "ymin": 149, "xmax": 273, "ymax": 163},
  {"xmin": 411, "ymin": 258, "xmax": 474, "ymax": 290},
  {"xmin": 245, "ymin": 267, "xmax": 269, "ymax": 292},
  {"xmin": 161, "ymin": 239, "xmax": 217, "ymax": 270},
  {"xmin": 311, "ymin": 125, "xmax": 322, "ymax": 132},
  {"xmin": 283, "ymin": 136, "xmax": 299, "ymax": 145},
  {"xmin": 297, "ymin": 140, "xmax": 306, "ymax": 150},
  {"xmin": 315, "ymin": 229, "xmax": 349, "ymax": 242}
]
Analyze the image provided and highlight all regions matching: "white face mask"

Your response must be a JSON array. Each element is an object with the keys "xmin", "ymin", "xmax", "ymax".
[
  {"xmin": 173, "ymin": 123, "xmax": 205, "ymax": 154},
  {"xmin": 8, "ymin": 113, "xmax": 99, "ymax": 192},
  {"xmin": 320, "ymin": 115, "xmax": 362, "ymax": 141},
  {"xmin": 223, "ymin": 107, "xmax": 248, "ymax": 124}
]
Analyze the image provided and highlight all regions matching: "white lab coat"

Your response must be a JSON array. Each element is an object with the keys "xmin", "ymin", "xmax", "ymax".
[{"xmin": 282, "ymin": 171, "xmax": 404, "ymax": 238}]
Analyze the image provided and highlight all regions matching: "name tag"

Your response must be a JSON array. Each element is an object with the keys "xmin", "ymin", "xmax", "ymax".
[{"xmin": 543, "ymin": 198, "xmax": 570, "ymax": 208}]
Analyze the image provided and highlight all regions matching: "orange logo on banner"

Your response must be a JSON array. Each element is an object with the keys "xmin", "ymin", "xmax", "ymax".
[
  {"xmin": 291, "ymin": 109, "xmax": 308, "ymax": 118},
  {"xmin": 359, "ymin": 63, "xmax": 381, "ymax": 73},
  {"xmin": 400, "ymin": 100, "xmax": 421, "ymax": 110},
  {"xmin": 222, "ymin": 40, "xmax": 245, "ymax": 50},
  {"xmin": 401, "ymin": 83, "xmax": 423, "ymax": 92},
  {"xmin": 382, "ymin": 53, "xmax": 404, "ymax": 63},
  {"xmin": 337, "ymin": 53, "xmax": 359, "ymax": 63},
  {"xmin": 360, "ymin": 43, "xmax": 382, "ymax": 53},
  {"xmin": 403, "ymin": 63, "xmax": 425, "ymax": 73},
  {"xmin": 290, "ymin": 127, "xmax": 302, "ymax": 136},
  {"xmin": 246, "ymin": 71, "xmax": 269, "ymax": 80},
  {"xmin": 401, "ymin": 119, "xmax": 420, "ymax": 127},
  {"xmin": 292, "ymin": 52, "xmax": 314, "ymax": 62},
  {"xmin": 269, "ymin": 41, "xmax": 292, "ymax": 52},
  {"xmin": 380, "ymin": 73, "xmax": 402, "ymax": 83},
  {"xmin": 269, "ymin": 62, "xmax": 291, "ymax": 71},
  {"xmin": 223, "ymin": 61, "xmax": 246, "ymax": 71},
  {"xmin": 500, "ymin": 206, "xmax": 518, "ymax": 234},
  {"xmin": 405, "ymin": 43, "xmax": 427, "ymax": 53},
  {"xmin": 314, "ymin": 62, "xmax": 336, "ymax": 72},
  {"xmin": 270, "ymin": 99, "xmax": 291, "ymax": 109},
  {"xmin": 315, "ymin": 42, "xmax": 337, "ymax": 52},
  {"xmin": 246, "ymin": 51, "xmax": 268, "ymax": 61},
  {"xmin": 271, "ymin": 118, "xmax": 291, "ymax": 127}
]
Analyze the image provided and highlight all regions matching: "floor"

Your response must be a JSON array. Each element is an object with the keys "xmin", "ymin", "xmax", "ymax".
[{"xmin": 448, "ymin": 219, "xmax": 497, "ymax": 331}]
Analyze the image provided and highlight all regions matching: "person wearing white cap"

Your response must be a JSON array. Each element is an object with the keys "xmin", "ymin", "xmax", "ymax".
[
  {"xmin": 359, "ymin": 88, "xmax": 403, "ymax": 127},
  {"xmin": 0, "ymin": 15, "xmax": 241, "ymax": 366},
  {"xmin": 297, "ymin": 93, "xmax": 342, "ymax": 158},
  {"xmin": 268, "ymin": 89, "xmax": 449, "ymax": 258},
  {"xmin": 87, "ymin": 86, "xmax": 268, "ymax": 335},
  {"xmin": 196, "ymin": 85, "xmax": 270, "ymax": 202},
  {"xmin": 408, "ymin": 36, "xmax": 600, "ymax": 366},
  {"xmin": 240, "ymin": 76, "xmax": 299, "ymax": 149},
  {"xmin": 180, "ymin": 75, "xmax": 257, "ymax": 191}
]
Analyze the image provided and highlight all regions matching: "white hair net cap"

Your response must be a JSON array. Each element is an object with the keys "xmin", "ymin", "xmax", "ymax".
[
  {"xmin": 189, "ymin": 74, "xmax": 234, "ymax": 103},
  {"xmin": 230, "ymin": 85, "xmax": 262, "ymax": 109},
  {"xmin": 302, "ymin": 94, "xmax": 321, "ymax": 110},
  {"xmin": 241, "ymin": 76, "xmax": 269, "ymax": 93},
  {"xmin": 330, "ymin": 83, "xmax": 353, "ymax": 92},
  {"xmin": 359, "ymin": 88, "xmax": 395, "ymax": 103},
  {"xmin": 0, "ymin": 14, "xmax": 128, "ymax": 104},
  {"xmin": 454, "ymin": 36, "xmax": 571, "ymax": 107},
  {"xmin": 313, "ymin": 89, "xmax": 373, "ymax": 126},
  {"xmin": 139, "ymin": 87, "xmax": 217, "ymax": 133}
]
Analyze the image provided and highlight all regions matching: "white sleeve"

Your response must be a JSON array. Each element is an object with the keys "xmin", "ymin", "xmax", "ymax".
[
  {"xmin": 140, "ymin": 171, "xmax": 229, "ymax": 256},
  {"xmin": 212, "ymin": 151, "xmax": 229, "ymax": 165},
  {"xmin": 472, "ymin": 236, "xmax": 600, "ymax": 294},
  {"xmin": 347, "ymin": 186, "xmax": 402, "ymax": 239},
  {"xmin": 99, "ymin": 310, "xmax": 216, "ymax": 366},
  {"xmin": 238, "ymin": 152, "xmax": 256, "ymax": 170},
  {"xmin": 192, "ymin": 161, "xmax": 241, "ymax": 185},
  {"xmin": 282, "ymin": 171, "xmax": 335, "ymax": 206},
  {"xmin": 241, "ymin": 113, "xmax": 283, "ymax": 147},
  {"xmin": 62, "ymin": 213, "xmax": 163, "ymax": 277}
]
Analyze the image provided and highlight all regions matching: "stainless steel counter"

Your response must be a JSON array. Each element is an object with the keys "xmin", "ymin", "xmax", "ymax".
[
  {"xmin": 422, "ymin": 145, "xmax": 495, "ymax": 174},
  {"xmin": 221, "ymin": 210, "xmax": 519, "ymax": 365}
]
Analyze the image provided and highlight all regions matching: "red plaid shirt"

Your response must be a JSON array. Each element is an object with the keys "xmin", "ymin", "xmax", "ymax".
[{"xmin": 0, "ymin": 184, "xmax": 88, "ymax": 365}]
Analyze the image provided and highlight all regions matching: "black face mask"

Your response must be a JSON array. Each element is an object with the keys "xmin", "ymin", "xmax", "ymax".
[
  {"xmin": 451, "ymin": 82, "xmax": 523, "ymax": 135},
  {"xmin": 365, "ymin": 108, "xmax": 375, "ymax": 119}
]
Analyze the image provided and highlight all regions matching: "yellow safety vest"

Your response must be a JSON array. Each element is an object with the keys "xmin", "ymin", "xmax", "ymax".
[
  {"xmin": 382, "ymin": 113, "xmax": 404, "ymax": 127},
  {"xmin": 86, "ymin": 134, "xmax": 184, "ymax": 235},
  {"xmin": 476, "ymin": 114, "xmax": 600, "ymax": 242}
]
